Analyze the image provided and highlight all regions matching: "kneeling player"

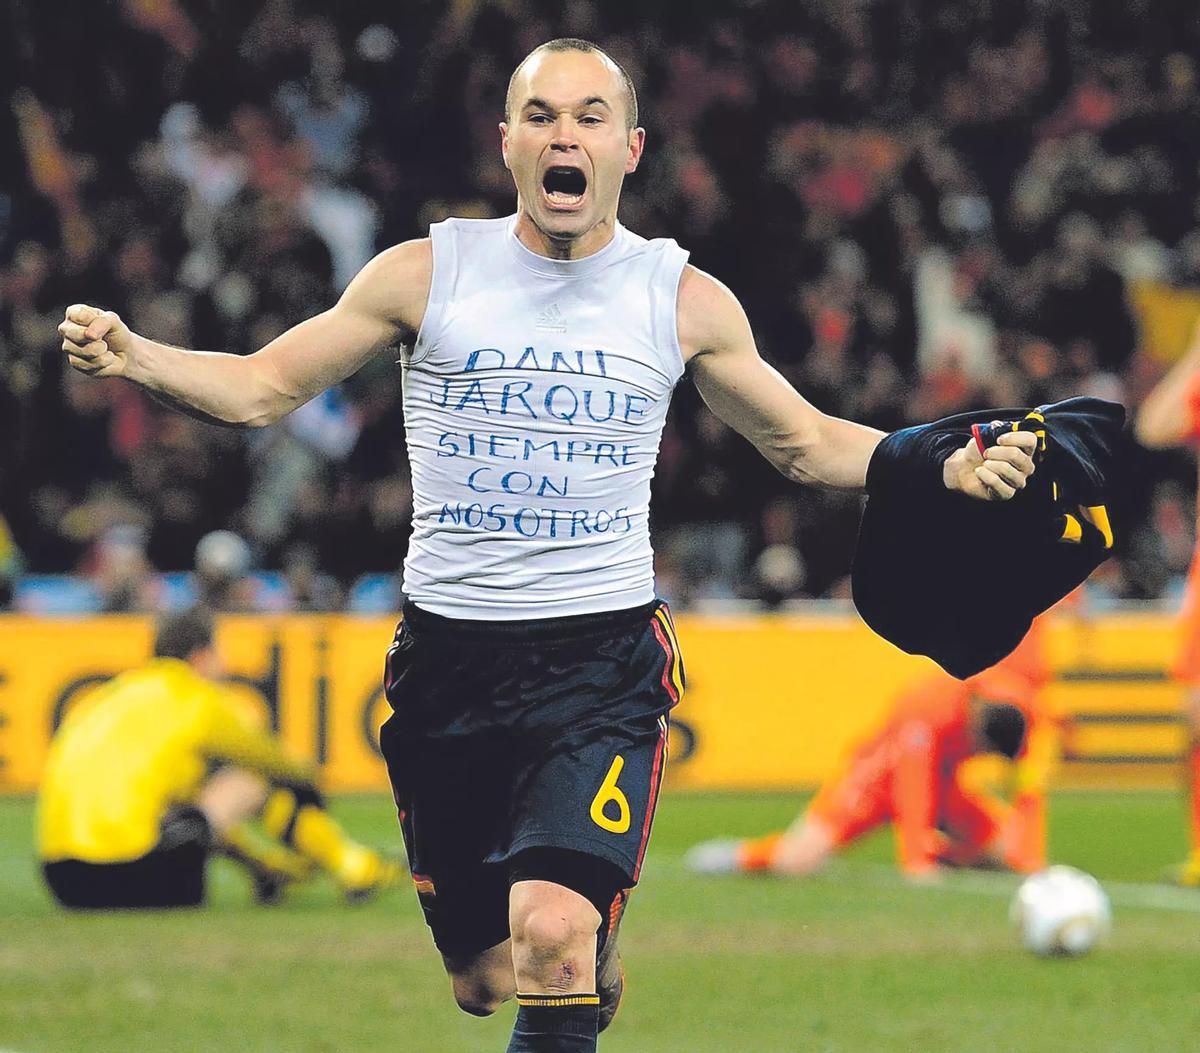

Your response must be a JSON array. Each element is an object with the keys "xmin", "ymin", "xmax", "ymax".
[
  {"xmin": 37, "ymin": 607, "xmax": 401, "ymax": 908},
  {"xmin": 687, "ymin": 665, "xmax": 1052, "ymax": 882}
]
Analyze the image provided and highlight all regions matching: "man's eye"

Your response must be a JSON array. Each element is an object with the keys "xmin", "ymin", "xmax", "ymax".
[
  {"xmin": 579, "ymin": 116, "xmax": 602, "ymax": 126},
  {"xmin": 529, "ymin": 114, "xmax": 552, "ymax": 124}
]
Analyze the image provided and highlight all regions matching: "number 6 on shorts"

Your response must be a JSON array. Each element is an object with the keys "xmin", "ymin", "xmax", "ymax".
[{"xmin": 590, "ymin": 755, "xmax": 631, "ymax": 834}]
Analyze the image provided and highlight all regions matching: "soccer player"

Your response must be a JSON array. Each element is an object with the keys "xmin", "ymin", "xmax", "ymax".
[
  {"xmin": 686, "ymin": 628, "xmax": 1060, "ymax": 882},
  {"xmin": 686, "ymin": 659, "xmax": 1051, "ymax": 882},
  {"xmin": 1136, "ymin": 318, "xmax": 1200, "ymax": 884},
  {"xmin": 37, "ymin": 607, "xmax": 401, "ymax": 908},
  {"xmin": 58, "ymin": 39, "xmax": 1037, "ymax": 1050}
]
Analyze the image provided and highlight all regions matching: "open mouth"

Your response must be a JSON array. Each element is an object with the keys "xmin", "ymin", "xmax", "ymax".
[{"xmin": 542, "ymin": 166, "xmax": 588, "ymax": 207}]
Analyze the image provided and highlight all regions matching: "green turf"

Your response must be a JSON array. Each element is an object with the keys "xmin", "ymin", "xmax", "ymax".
[{"xmin": 2, "ymin": 790, "xmax": 1198, "ymax": 1052}]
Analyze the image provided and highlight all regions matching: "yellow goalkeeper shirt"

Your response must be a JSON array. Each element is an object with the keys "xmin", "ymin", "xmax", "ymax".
[{"xmin": 37, "ymin": 658, "xmax": 312, "ymax": 863}]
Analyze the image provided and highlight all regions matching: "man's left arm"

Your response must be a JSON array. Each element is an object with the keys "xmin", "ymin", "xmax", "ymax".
[
  {"xmin": 1001, "ymin": 716, "xmax": 1059, "ymax": 872},
  {"xmin": 201, "ymin": 691, "xmax": 316, "ymax": 788},
  {"xmin": 678, "ymin": 266, "xmax": 1037, "ymax": 497}
]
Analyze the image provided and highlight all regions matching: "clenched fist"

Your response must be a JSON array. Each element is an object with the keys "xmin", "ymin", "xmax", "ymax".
[
  {"xmin": 58, "ymin": 305, "xmax": 136, "ymax": 378},
  {"xmin": 943, "ymin": 429, "xmax": 1038, "ymax": 501}
]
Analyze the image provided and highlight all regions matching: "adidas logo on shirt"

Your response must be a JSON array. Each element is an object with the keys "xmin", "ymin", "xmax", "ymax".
[{"xmin": 535, "ymin": 303, "xmax": 567, "ymax": 332}]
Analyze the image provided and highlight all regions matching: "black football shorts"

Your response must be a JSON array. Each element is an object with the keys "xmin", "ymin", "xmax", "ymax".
[
  {"xmin": 379, "ymin": 598, "xmax": 684, "ymax": 957},
  {"xmin": 42, "ymin": 805, "xmax": 212, "ymax": 910}
]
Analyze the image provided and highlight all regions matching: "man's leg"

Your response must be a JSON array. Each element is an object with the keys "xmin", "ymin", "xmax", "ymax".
[
  {"xmin": 594, "ymin": 887, "xmax": 629, "ymax": 1033},
  {"xmin": 197, "ymin": 766, "xmax": 269, "ymax": 834},
  {"xmin": 767, "ymin": 814, "xmax": 840, "ymax": 875},
  {"xmin": 686, "ymin": 789, "xmax": 866, "ymax": 877},
  {"xmin": 507, "ymin": 879, "xmax": 602, "ymax": 1052},
  {"xmin": 198, "ymin": 768, "xmax": 312, "ymax": 901},
  {"xmin": 261, "ymin": 785, "xmax": 402, "ymax": 900},
  {"xmin": 442, "ymin": 940, "xmax": 517, "ymax": 1017}
]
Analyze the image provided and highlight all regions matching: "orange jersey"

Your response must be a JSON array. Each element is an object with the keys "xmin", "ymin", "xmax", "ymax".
[
  {"xmin": 809, "ymin": 659, "xmax": 1043, "ymax": 873},
  {"xmin": 1174, "ymin": 372, "xmax": 1200, "ymax": 684},
  {"xmin": 808, "ymin": 676, "xmax": 976, "ymax": 871}
]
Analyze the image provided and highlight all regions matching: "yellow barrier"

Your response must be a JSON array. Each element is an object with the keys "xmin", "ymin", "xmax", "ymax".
[
  {"xmin": 0, "ymin": 612, "xmax": 1187, "ymax": 793},
  {"xmin": 1128, "ymin": 279, "xmax": 1200, "ymax": 364}
]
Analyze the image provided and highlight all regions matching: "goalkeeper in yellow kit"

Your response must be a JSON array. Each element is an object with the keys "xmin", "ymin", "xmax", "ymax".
[{"xmin": 37, "ymin": 607, "xmax": 401, "ymax": 908}]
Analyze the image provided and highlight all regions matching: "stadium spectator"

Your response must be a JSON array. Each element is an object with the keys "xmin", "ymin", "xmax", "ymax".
[
  {"xmin": 193, "ymin": 529, "xmax": 259, "ymax": 611},
  {"xmin": 36, "ymin": 607, "xmax": 402, "ymax": 908},
  {"xmin": 6, "ymin": 3, "xmax": 1200, "ymax": 607},
  {"xmin": 89, "ymin": 524, "xmax": 161, "ymax": 613},
  {"xmin": 280, "ymin": 541, "xmax": 344, "ymax": 611}
]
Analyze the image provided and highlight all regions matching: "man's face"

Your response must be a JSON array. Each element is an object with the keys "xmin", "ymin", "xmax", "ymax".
[{"xmin": 501, "ymin": 50, "xmax": 644, "ymax": 244}]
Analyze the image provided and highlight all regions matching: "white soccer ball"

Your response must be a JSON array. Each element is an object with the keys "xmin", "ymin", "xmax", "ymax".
[{"xmin": 1010, "ymin": 865, "xmax": 1111, "ymax": 956}]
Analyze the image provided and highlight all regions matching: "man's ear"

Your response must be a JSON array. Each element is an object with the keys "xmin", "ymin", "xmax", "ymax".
[
  {"xmin": 625, "ymin": 127, "xmax": 646, "ymax": 175},
  {"xmin": 500, "ymin": 122, "xmax": 511, "ymax": 171}
]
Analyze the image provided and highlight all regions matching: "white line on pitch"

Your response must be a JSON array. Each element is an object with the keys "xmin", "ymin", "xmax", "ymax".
[{"xmin": 654, "ymin": 858, "xmax": 1200, "ymax": 913}]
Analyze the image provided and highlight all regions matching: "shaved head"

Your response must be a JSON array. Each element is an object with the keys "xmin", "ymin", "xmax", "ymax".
[{"xmin": 506, "ymin": 38, "xmax": 638, "ymax": 131}]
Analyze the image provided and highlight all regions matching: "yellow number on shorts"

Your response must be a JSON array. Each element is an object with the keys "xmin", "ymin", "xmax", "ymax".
[{"xmin": 590, "ymin": 755, "xmax": 631, "ymax": 834}]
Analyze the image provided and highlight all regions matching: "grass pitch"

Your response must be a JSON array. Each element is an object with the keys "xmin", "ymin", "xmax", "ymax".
[{"xmin": 2, "ymin": 790, "xmax": 1198, "ymax": 1052}]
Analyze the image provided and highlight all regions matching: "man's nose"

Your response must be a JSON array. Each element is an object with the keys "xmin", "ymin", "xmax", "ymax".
[{"xmin": 550, "ymin": 117, "xmax": 578, "ymax": 149}]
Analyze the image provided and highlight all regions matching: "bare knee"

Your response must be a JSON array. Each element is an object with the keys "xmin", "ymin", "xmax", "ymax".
[
  {"xmin": 197, "ymin": 768, "xmax": 268, "ymax": 835},
  {"xmin": 510, "ymin": 883, "xmax": 600, "ymax": 990}
]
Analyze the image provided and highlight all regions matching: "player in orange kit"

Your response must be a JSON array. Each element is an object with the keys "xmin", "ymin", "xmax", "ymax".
[
  {"xmin": 686, "ymin": 632, "xmax": 1055, "ymax": 881},
  {"xmin": 1136, "ymin": 319, "xmax": 1200, "ymax": 884}
]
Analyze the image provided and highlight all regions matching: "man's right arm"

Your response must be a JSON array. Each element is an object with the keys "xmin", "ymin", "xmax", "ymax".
[
  {"xmin": 890, "ymin": 719, "xmax": 942, "ymax": 880},
  {"xmin": 1136, "ymin": 319, "xmax": 1200, "ymax": 449},
  {"xmin": 58, "ymin": 238, "xmax": 433, "ymax": 428}
]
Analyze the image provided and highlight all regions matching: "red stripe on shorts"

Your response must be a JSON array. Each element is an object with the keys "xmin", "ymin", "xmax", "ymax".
[
  {"xmin": 651, "ymin": 620, "xmax": 679, "ymax": 705},
  {"xmin": 633, "ymin": 720, "xmax": 668, "ymax": 881}
]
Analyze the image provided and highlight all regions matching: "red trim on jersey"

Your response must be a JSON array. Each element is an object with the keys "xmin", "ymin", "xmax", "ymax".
[{"xmin": 971, "ymin": 422, "xmax": 988, "ymax": 458}]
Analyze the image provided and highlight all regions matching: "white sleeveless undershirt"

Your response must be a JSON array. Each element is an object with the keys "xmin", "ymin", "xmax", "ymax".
[{"xmin": 400, "ymin": 215, "xmax": 690, "ymax": 619}]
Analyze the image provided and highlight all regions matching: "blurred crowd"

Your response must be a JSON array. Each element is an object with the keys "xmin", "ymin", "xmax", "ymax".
[{"xmin": 2, "ymin": 0, "xmax": 1200, "ymax": 613}]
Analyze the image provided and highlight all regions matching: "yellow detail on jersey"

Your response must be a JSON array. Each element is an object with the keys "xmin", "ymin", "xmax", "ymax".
[
  {"xmin": 1060, "ymin": 514, "xmax": 1083, "ymax": 543},
  {"xmin": 36, "ymin": 658, "xmax": 311, "ymax": 864},
  {"xmin": 1014, "ymin": 412, "xmax": 1047, "ymax": 452},
  {"xmin": 590, "ymin": 755, "xmax": 631, "ymax": 834},
  {"xmin": 1080, "ymin": 504, "xmax": 1114, "ymax": 550}
]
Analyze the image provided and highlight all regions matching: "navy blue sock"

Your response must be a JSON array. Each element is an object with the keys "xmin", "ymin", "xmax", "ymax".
[{"xmin": 505, "ymin": 993, "xmax": 600, "ymax": 1051}]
